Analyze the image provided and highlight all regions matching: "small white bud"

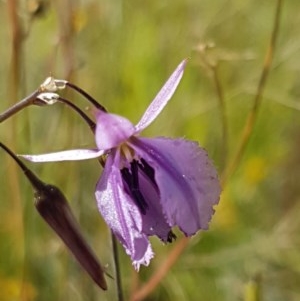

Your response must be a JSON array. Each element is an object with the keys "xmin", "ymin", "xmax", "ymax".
[
  {"xmin": 40, "ymin": 77, "xmax": 67, "ymax": 92},
  {"xmin": 54, "ymin": 79, "xmax": 67, "ymax": 90}
]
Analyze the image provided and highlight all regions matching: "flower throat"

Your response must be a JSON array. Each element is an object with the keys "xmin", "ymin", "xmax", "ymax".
[{"xmin": 120, "ymin": 158, "xmax": 156, "ymax": 215}]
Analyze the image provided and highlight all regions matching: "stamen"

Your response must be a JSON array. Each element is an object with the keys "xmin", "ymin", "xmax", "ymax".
[
  {"xmin": 121, "ymin": 162, "xmax": 148, "ymax": 215},
  {"xmin": 121, "ymin": 144, "xmax": 134, "ymax": 162},
  {"xmin": 130, "ymin": 160, "xmax": 140, "ymax": 188},
  {"xmin": 137, "ymin": 158, "xmax": 156, "ymax": 187},
  {"xmin": 120, "ymin": 168, "xmax": 131, "ymax": 185}
]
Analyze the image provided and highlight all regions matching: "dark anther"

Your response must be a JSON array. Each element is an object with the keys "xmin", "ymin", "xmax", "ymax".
[
  {"xmin": 130, "ymin": 160, "xmax": 139, "ymax": 187},
  {"xmin": 121, "ymin": 162, "xmax": 148, "ymax": 215},
  {"xmin": 137, "ymin": 158, "xmax": 156, "ymax": 187},
  {"xmin": 167, "ymin": 230, "xmax": 177, "ymax": 243}
]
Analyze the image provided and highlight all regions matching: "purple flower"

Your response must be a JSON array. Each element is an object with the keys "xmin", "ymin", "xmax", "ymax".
[{"xmin": 22, "ymin": 60, "xmax": 221, "ymax": 269}]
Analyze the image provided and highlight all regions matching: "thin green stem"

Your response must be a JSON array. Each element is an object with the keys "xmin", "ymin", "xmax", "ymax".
[{"xmin": 111, "ymin": 232, "xmax": 124, "ymax": 301}]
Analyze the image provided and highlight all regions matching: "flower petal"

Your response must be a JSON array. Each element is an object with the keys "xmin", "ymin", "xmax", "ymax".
[
  {"xmin": 137, "ymin": 169, "xmax": 172, "ymax": 241},
  {"xmin": 130, "ymin": 137, "xmax": 221, "ymax": 236},
  {"xmin": 95, "ymin": 150, "xmax": 153, "ymax": 270},
  {"xmin": 135, "ymin": 59, "xmax": 187, "ymax": 133},
  {"xmin": 95, "ymin": 110, "xmax": 135, "ymax": 150},
  {"xmin": 20, "ymin": 149, "xmax": 104, "ymax": 162}
]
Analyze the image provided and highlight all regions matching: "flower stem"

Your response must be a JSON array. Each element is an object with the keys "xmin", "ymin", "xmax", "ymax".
[
  {"xmin": 57, "ymin": 97, "xmax": 96, "ymax": 133},
  {"xmin": 66, "ymin": 82, "xmax": 107, "ymax": 112},
  {"xmin": 111, "ymin": 232, "xmax": 124, "ymax": 301}
]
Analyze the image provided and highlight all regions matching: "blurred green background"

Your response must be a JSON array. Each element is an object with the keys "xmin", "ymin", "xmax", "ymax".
[{"xmin": 0, "ymin": 0, "xmax": 300, "ymax": 300}]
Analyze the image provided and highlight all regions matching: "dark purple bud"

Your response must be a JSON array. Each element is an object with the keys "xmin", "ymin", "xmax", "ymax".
[
  {"xmin": 0, "ymin": 142, "xmax": 107, "ymax": 290},
  {"xmin": 34, "ymin": 183, "xmax": 107, "ymax": 290}
]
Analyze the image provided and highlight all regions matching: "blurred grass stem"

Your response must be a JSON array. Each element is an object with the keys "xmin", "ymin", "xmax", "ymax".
[
  {"xmin": 130, "ymin": 237, "xmax": 190, "ymax": 301},
  {"xmin": 6, "ymin": 1, "xmax": 26, "ymax": 300},
  {"xmin": 211, "ymin": 64, "xmax": 227, "ymax": 169},
  {"xmin": 221, "ymin": 0, "xmax": 283, "ymax": 186},
  {"xmin": 53, "ymin": 0, "xmax": 75, "ymax": 80},
  {"xmin": 198, "ymin": 48, "xmax": 228, "ymax": 170}
]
